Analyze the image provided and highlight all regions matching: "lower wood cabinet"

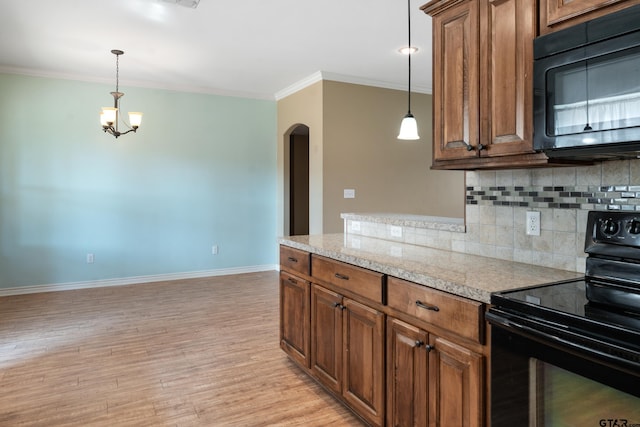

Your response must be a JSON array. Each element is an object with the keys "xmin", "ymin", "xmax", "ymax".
[
  {"xmin": 279, "ymin": 271, "xmax": 310, "ymax": 368},
  {"xmin": 279, "ymin": 246, "xmax": 488, "ymax": 426},
  {"xmin": 387, "ymin": 317, "xmax": 484, "ymax": 427},
  {"xmin": 311, "ymin": 284, "xmax": 385, "ymax": 427}
]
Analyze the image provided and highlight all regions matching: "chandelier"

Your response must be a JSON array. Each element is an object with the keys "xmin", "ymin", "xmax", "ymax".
[{"xmin": 100, "ymin": 49, "xmax": 142, "ymax": 138}]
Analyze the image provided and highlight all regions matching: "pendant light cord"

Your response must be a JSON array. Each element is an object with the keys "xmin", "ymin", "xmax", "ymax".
[{"xmin": 407, "ymin": 0, "xmax": 412, "ymax": 114}]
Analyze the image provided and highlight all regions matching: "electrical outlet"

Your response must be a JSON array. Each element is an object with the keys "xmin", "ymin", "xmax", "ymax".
[
  {"xmin": 390, "ymin": 225, "xmax": 403, "ymax": 238},
  {"xmin": 526, "ymin": 211, "xmax": 541, "ymax": 236},
  {"xmin": 212, "ymin": 245, "xmax": 219, "ymax": 255},
  {"xmin": 351, "ymin": 221, "xmax": 361, "ymax": 232},
  {"xmin": 344, "ymin": 189, "xmax": 355, "ymax": 199},
  {"xmin": 86, "ymin": 253, "xmax": 94, "ymax": 264}
]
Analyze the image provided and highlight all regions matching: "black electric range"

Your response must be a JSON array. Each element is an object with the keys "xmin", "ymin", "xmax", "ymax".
[{"xmin": 487, "ymin": 211, "xmax": 640, "ymax": 426}]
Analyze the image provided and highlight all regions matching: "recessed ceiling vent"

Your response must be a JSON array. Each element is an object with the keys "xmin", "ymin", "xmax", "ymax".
[{"xmin": 160, "ymin": 0, "xmax": 200, "ymax": 9}]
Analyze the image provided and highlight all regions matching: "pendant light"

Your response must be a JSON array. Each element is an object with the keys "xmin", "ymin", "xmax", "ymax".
[
  {"xmin": 100, "ymin": 50, "xmax": 143, "ymax": 138},
  {"xmin": 398, "ymin": 0, "xmax": 420, "ymax": 140}
]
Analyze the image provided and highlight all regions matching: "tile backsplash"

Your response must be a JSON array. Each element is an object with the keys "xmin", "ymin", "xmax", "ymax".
[
  {"xmin": 464, "ymin": 159, "xmax": 640, "ymax": 273},
  {"xmin": 345, "ymin": 159, "xmax": 640, "ymax": 273}
]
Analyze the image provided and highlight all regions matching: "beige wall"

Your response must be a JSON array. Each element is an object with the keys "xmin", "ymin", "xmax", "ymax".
[
  {"xmin": 277, "ymin": 79, "xmax": 466, "ymax": 235},
  {"xmin": 277, "ymin": 81, "xmax": 324, "ymax": 236},
  {"xmin": 322, "ymin": 81, "xmax": 465, "ymax": 232}
]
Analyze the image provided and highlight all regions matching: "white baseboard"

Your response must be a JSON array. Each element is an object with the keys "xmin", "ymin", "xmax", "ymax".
[{"xmin": 0, "ymin": 264, "xmax": 280, "ymax": 297}]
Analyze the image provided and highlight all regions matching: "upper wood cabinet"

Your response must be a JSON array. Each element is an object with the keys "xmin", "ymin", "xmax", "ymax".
[
  {"xmin": 424, "ymin": 0, "xmax": 553, "ymax": 170},
  {"xmin": 540, "ymin": 0, "xmax": 640, "ymax": 34},
  {"xmin": 429, "ymin": 0, "xmax": 479, "ymax": 163}
]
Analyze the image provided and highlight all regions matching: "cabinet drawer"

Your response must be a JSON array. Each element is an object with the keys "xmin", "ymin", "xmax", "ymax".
[
  {"xmin": 387, "ymin": 276, "xmax": 484, "ymax": 343},
  {"xmin": 311, "ymin": 255, "xmax": 384, "ymax": 304},
  {"xmin": 280, "ymin": 246, "xmax": 310, "ymax": 276}
]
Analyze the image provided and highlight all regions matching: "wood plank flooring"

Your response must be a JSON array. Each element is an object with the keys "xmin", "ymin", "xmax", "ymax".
[{"xmin": 0, "ymin": 271, "xmax": 364, "ymax": 426}]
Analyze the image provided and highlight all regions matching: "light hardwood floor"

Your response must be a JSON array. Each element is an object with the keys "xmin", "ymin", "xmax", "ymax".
[{"xmin": 0, "ymin": 271, "xmax": 365, "ymax": 426}]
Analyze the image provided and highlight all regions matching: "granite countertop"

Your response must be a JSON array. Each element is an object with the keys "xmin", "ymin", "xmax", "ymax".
[
  {"xmin": 279, "ymin": 234, "xmax": 583, "ymax": 304},
  {"xmin": 341, "ymin": 212, "xmax": 466, "ymax": 232}
]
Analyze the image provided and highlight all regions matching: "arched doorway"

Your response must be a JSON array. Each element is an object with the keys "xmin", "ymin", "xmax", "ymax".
[{"xmin": 289, "ymin": 125, "xmax": 309, "ymax": 235}]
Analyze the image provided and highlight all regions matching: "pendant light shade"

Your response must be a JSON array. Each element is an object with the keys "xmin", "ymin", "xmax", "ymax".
[
  {"xmin": 398, "ymin": 0, "xmax": 420, "ymax": 140},
  {"xmin": 398, "ymin": 112, "xmax": 419, "ymax": 140}
]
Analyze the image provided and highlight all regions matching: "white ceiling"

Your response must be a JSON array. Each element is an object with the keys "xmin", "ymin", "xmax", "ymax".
[{"xmin": 0, "ymin": 0, "xmax": 433, "ymax": 100}]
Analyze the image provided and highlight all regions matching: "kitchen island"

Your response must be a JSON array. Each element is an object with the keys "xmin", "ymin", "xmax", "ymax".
[{"xmin": 278, "ymin": 231, "xmax": 582, "ymax": 427}]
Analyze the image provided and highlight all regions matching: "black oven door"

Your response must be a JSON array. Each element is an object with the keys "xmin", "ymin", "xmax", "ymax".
[{"xmin": 487, "ymin": 308, "xmax": 640, "ymax": 427}]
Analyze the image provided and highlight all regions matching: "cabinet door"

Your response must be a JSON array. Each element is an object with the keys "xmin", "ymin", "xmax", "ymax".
[
  {"xmin": 431, "ymin": 0, "xmax": 480, "ymax": 161},
  {"xmin": 541, "ymin": 0, "xmax": 638, "ymax": 33},
  {"xmin": 479, "ymin": 0, "xmax": 536, "ymax": 157},
  {"xmin": 429, "ymin": 336, "xmax": 484, "ymax": 427},
  {"xmin": 310, "ymin": 284, "xmax": 343, "ymax": 394},
  {"xmin": 279, "ymin": 272, "xmax": 310, "ymax": 368},
  {"xmin": 342, "ymin": 298, "xmax": 385, "ymax": 427},
  {"xmin": 386, "ymin": 318, "xmax": 429, "ymax": 427}
]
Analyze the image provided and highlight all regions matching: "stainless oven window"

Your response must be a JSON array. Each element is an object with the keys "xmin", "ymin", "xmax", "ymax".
[
  {"xmin": 531, "ymin": 359, "xmax": 640, "ymax": 426},
  {"xmin": 547, "ymin": 46, "xmax": 640, "ymax": 137}
]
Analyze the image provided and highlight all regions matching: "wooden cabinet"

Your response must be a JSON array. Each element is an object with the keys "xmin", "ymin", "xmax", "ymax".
[
  {"xmin": 540, "ymin": 0, "xmax": 640, "ymax": 34},
  {"xmin": 311, "ymin": 283, "xmax": 385, "ymax": 427},
  {"xmin": 386, "ymin": 318, "xmax": 429, "ymax": 427},
  {"xmin": 279, "ymin": 246, "xmax": 311, "ymax": 367},
  {"xmin": 424, "ymin": 0, "xmax": 559, "ymax": 170},
  {"xmin": 387, "ymin": 318, "xmax": 484, "ymax": 427},
  {"xmin": 280, "ymin": 271, "xmax": 310, "ymax": 367},
  {"xmin": 429, "ymin": 335, "xmax": 483, "ymax": 427},
  {"xmin": 428, "ymin": 0, "xmax": 479, "ymax": 163},
  {"xmin": 279, "ymin": 246, "xmax": 488, "ymax": 426},
  {"xmin": 386, "ymin": 277, "xmax": 485, "ymax": 427}
]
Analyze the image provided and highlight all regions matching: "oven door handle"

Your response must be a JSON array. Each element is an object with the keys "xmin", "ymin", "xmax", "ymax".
[{"xmin": 486, "ymin": 310, "xmax": 640, "ymax": 372}]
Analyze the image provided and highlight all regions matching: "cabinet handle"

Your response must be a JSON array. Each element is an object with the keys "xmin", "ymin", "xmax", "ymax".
[
  {"xmin": 287, "ymin": 277, "xmax": 297, "ymax": 284},
  {"xmin": 332, "ymin": 302, "xmax": 341, "ymax": 308},
  {"xmin": 477, "ymin": 143, "xmax": 486, "ymax": 151},
  {"xmin": 466, "ymin": 144, "xmax": 474, "ymax": 151},
  {"xmin": 416, "ymin": 300, "xmax": 440, "ymax": 312},
  {"xmin": 425, "ymin": 344, "xmax": 434, "ymax": 352},
  {"xmin": 287, "ymin": 257, "xmax": 298, "ymax": 263},
  {"xmin": 415, "ymin": 340, "xmax": 424, "ymax": 348},
  {"xmin": 334, "ymin": 273, "xmax": 350, "ymax": 281}
]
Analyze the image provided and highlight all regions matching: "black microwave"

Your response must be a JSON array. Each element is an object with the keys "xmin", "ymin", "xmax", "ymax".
[{"xmin": 533, "ymin": 4, "xmax": 640, "ymax": 160}]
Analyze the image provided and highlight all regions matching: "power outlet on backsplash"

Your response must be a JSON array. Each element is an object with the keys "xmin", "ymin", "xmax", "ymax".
[{"xmin": 526, "ymin": 211, "xmax": 541, "ymax": 236}]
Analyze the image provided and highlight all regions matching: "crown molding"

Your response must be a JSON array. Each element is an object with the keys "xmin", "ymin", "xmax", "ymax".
[
  {"xmin": 274, "ymin": 70, "xmax": 432, "ymax": 100},
  {"xmin": 0, "ymin": 66, "xmax": 276, "ymax": 100}
]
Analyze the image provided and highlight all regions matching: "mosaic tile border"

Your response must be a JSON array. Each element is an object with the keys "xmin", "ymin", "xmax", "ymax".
[{"xmin": 466, "ymin": 185, "xmax": 640, "ymax": 211}]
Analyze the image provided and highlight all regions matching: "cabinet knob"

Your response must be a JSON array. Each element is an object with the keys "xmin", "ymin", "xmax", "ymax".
[
  {"xmin": 466, "ymin": 144, "xmax": 474, "ymax": 151},
  {"xmin": 425, "ymin": 344, "xmax": 434, "ymax": 352},
  {"xmin": 477, "ymin": 143, "xmax": 486, "ymax": 151},
  {"xmin": 332, "ymin": 302, "xmax": 341, "ymax": 308},
  {"xmin": 415, "ymin": 340, "xmax": 424, "ymax": 348}
]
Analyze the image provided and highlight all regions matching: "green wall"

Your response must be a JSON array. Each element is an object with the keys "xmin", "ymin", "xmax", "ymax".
[{"xmin": 0, "ymin": 73, "xmax": 277, "ymax": 289}]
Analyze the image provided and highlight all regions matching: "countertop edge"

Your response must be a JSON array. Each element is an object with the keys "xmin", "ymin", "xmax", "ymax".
[
  {"xmin": 279, "ymin": 237, "xmax": 492, "ymax": 304},
  {"xmin": 340, "ymin": 212, "xmax": 466, "ymax": 233}
]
